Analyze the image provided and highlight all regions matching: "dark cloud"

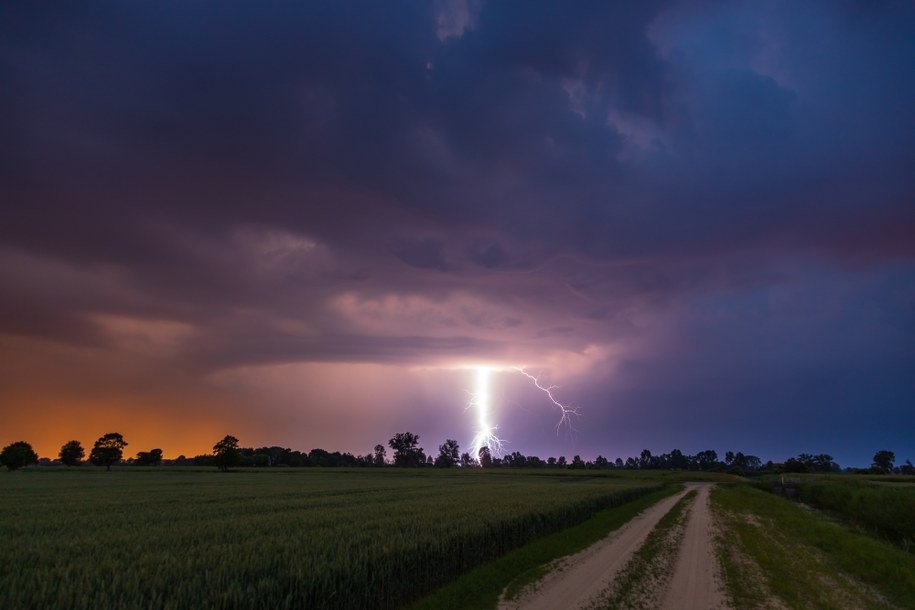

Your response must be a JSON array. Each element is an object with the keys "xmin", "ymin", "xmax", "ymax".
[
  {"xmin": 395, "ymin": 238, "xmax": 454, "ymax": 271},
  {"xmin": 1, "ymin": 1, "xmax": 913, "ymax": 464}
]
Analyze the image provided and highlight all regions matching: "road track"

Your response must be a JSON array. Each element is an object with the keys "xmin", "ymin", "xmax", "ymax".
[{"xmin": 500, "ymin": 483, "xmax": 727, "ymax": 610}]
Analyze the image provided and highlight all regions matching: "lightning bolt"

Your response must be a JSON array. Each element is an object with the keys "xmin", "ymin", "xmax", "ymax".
[
  {"xmin": 514, "ymin": 367, "xmax": 580, "ymax": 433},
  {"xmin": 467, "ymin": 367, "xmax": 506, "ymax": 459},
  {"xmin": 464, "ymin": 366, "xmax": 579, "ymax": 462}
]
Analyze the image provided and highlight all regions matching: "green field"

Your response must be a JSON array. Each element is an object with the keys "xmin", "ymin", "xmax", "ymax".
[
  {"xmin": 712, "ymin": 483, "xmax": 915, "ymax": 609},
  {"xmin": 0, "ymin": 468, "xmax": 661, "ymax": 609},
  {"xmin": 753, "ymin": 474, "xmax": 915, "ymax": 550}
]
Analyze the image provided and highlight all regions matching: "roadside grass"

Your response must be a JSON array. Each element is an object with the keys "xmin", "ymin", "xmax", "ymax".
[
  {"xmin": 753, "ymin": 474, "xmax": 915, "ymax": 550},
  {"xmin": 712, "ymin": 483, "xmax": 915, "ymax": 609},
  {"xmin": 409, "ymin": 485, "xmax": 681, "ymax": 610},
  {"xmin": 592, "ymin": 489, "xmax": 696, "ymax": 610}
]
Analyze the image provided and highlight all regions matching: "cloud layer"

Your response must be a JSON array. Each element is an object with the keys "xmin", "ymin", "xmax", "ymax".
[{"xmin": 1, "ymin": 1, "xmax": 913, "ymax": 465}]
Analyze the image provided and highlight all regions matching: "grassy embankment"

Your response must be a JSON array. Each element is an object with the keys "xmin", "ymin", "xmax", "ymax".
[
  {"xmin": 0, "ymin": 467, "xmax": 661, "ymax": 610},
  {"xmin": 753, "ymin": 474, "xmax": 915, "ymax": 550},
  {"xmin": 712, "ymin": 482, "xmax": 915, "ymax": 609}
]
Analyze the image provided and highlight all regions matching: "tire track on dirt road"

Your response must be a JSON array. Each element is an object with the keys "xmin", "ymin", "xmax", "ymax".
[
  {"xmin": 499, "ymin": 486, "xmax": 692, "ymax": 610},
  {"xmin": 661, "ymin": 483, "xmax": 727, "ymax": 609},
  {"xmin": 501, "ymin": 483, "xmax": 728, "ymax": 610}
]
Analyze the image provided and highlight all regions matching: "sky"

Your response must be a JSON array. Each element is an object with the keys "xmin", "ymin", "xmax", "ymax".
[{"xmin": 1, "ymin": 1, "xmax": 913, "ymax": 467}]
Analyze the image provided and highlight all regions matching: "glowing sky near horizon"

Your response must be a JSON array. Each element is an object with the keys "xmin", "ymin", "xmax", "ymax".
[{"xmin": 1, "ymin": 1, "xmax": 914, "ymax": 466}]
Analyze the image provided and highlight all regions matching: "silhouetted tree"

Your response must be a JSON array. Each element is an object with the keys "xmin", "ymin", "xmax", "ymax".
[
  {"xmin": 192, "ymin": 454, "xmax": 216, "ymax": 466},
  {"xmin": 308, "ymin": 448, "xmax": 330, "ymax": 466},
  {"xmin": 90, "ymin": 433, "xmax": 127, "ymax": 471},
  {"xmin": 1, "ymin": 441, "xmax": 38, "ymax": 471},
  {"xmin": 570, "ymin": 455, "xmax": 586, "ymax": 469},
  {"xmin": 797, "ymin": 453, "xmax": 816, "ymax": 469},
  {"xmin": 373, "ymin": 444, "xmax": 386, "ymax": 466},
  {"xmin": 872, "ymin": 450, "xmax": 895, "ymax": 474},
  {"xmin": 744, "ymin": 455, "xmax": 763, "ymax": 471},
  {"xmin": 435, "ymin": 439, "xmax": 460, "ymax": 468},
  {"xmin": 478, "ymin": 446, "xmax": 493, "ymax": 468},
  {"xmin": 783, "ymin": 456, "xmax": 809, "ymax": 473},
  {"xmin": 668, "ymin": 449, "xmax": 689, "ymax": 470},
  {"xmin": 135, "ymin": 448, "xmax": 163, "ymax": 466},
  {"xmin": 213, "ymin": 435, "xmax": 240, "ymax": 472},
  {"xmin": 459, "ymin": 452, "xmax": 475, "ymax": 467},
  {"xmin": 59, "ymin": 440, "xmax": 85, "ymax": 466},
  {"xmin": 507, "ymin": 451, "xmax": 526, "ymax": 468},
  {"xmin": 812, "ymin": 454, "xmax": 837, "ymax": 472},
  {"xmin": 695, "ymin": 449, "xmax": 718, "ymax": 471},
  {"xmin": 249, "ymin": 446, "xmax": 292, "ymax": 466},
  {"xmin": 388, "ymin": 432, "xmax": 424, "ymax": 467},
  {"xmin": 594, "ymin": 455, "xmax": 610, "ymax": 469},
  {"xmin": 639, "ymin": 449, "xmax": 653, "ymax": 469},
  {"xmin": 557, "ymin": 455, "xmax": 567, "ymax": 467}
]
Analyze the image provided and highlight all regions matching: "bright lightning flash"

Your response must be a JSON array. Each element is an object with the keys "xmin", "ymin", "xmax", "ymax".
[
  {"xmin": 467, "ymin": 368, "xmax": 506, "ymax": 459},
  {"xmin": 514, "ymin": 367, "xmax": 580, "ymax": 433}
]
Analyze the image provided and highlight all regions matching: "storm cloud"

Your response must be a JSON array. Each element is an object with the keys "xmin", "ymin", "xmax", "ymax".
[{"xmin": 1, "ymin": 1, "xmax": 913, "ymax": 465}]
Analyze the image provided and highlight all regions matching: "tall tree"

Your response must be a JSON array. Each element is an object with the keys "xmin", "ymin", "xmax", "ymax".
[
  {"xmin": 812, "ymin": 454, "xmax": 837, "ymax": 472},
  {"xmin": 213, "ymin": 435, "xmax": 240, "ymax": 471},
  {"xmin": 90, "ymin": 433, "xmax": 127, "ymax": 471},
  {"xmin": 435, "ymin": 439, "xmax": 460, "ymax": 468},
  {"xmin": 59, "ymin": 440, "xmax": 85, "ymax": 466},
  {"xmin": 478, "ymin": 446, "xmax": 493, "ymax": 468},
  {"xmin": 1, "ymin": 441, "xmax": 38, "ymax": 471},
  {"xmin": 872, "ymin": 450, "xmax": 895, "ymax": 474},
  {"xmin": 388, "ymin": 432, "xmax": 423, "ymax": 467},
  {"xmin": 668, "ymin": 449, "xmax": 688, "ymax": 470},
  {"xmin": 373, "ymin": 444, "xmax": 386, "ymax": 466},
  {"xmin": 639, "ymin": 449, "xmax": 653, "ymax": 469},
  {"xmin": 695, "ymin": 449, "xmax": 718, "ymax": 471},
  {"xmin": 507, "ymin": 451, "xmax": 526, "ymax": 468}
]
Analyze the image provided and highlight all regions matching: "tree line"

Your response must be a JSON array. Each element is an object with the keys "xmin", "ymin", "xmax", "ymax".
[{"xmin": 1, "ymin": 433, "xmax": 911, "ymax": 475}]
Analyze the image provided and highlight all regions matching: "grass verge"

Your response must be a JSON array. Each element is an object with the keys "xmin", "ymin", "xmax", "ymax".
[
  {"xmin": 712, "ymin": 483, "xmax": 915, "ymax": 610},
  {"xmin": 753, "ymin": 475, "xmax": 915, "ymax": 550},
  {"xmin": 409, "ymin": 484, "xmax": 681, "ymax": 610}
]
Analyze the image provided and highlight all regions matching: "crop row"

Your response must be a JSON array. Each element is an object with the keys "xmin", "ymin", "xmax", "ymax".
[{"xmin": 0, "ymin": 469, "xmax": 661, "ymax": 609}]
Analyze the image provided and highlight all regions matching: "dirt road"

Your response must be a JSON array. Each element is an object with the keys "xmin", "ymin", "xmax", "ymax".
[
  {"xmin": 501, "ymin": 483, "xmax": 727, "ymax": 610},
  {"xmin": 661, "ymin": 483, "xmax": 726, "ymax": 609}
]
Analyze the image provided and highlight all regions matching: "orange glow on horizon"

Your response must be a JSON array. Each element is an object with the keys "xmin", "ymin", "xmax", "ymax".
[{"xmin": 1, "ymin": 395, "xmax": 257, "ymax": 461}]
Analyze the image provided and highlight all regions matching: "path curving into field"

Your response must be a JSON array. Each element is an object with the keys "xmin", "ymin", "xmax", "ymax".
[
  {"xmin": 500, "ymin": 483, "xmax": 728, "ymax": 610},
  {"xmin": 499, "ymin": 486, "xmax": 691, "ymax": 610},
  {"xmin": 661, "ymin": 483, "xmax": 727, "ymax": 610}
]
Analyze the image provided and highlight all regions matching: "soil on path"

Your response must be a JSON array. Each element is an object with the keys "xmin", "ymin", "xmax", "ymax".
[
  {"xmin": 661, "ymin": 483, "xmax": 727, "ymax": 610},
  {"xmin": 500, "ymin": 483, "xmax": 728, "ymax": 610}
]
